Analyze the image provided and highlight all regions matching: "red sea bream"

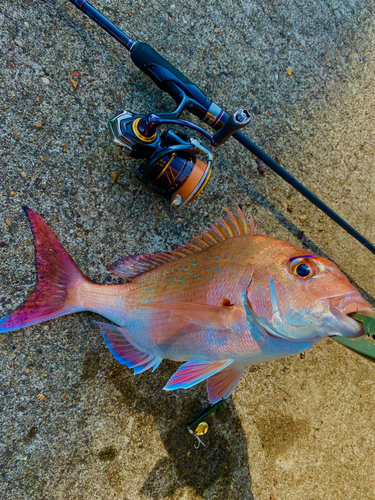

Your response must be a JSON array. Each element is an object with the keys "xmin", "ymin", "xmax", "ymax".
[{"xmin": 0, "ymin": 208, "xmax": 372, "ymax": 403}]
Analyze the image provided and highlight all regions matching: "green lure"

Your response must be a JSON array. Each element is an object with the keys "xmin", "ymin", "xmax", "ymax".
[{"xmin": 333, "ymin": 313, "xmax": 375, "ymax": 361}]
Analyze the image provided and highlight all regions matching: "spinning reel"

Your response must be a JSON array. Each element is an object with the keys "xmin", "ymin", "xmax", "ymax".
[
  {"xmin": 68, "ymin": 0, "xmax": 375, "ymax": 260},
  {"xmin": 109, "ymin": 98, "xmax": 251, "ymax": 212}
]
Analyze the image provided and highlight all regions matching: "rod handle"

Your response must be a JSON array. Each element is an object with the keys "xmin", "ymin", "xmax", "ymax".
[{"xmin": 131, "ymin": 42, "xmax": 211, "ymax": 115}]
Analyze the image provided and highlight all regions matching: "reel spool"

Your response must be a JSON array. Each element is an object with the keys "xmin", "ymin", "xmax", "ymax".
[
  {"xmin": 139, "ymin": 147, "xmax": 212, "ymax": 210},
  {"xmin": 109, "ymin": 104, "xmax": 250, "ymax": 212}
]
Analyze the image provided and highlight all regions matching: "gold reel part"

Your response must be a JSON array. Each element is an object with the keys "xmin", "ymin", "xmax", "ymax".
[{"xmin": 132, "ymin": 117, "xmax": 158, "ymax": 143}]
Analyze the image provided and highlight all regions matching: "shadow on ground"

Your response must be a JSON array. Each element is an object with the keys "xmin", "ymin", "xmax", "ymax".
[{"xmin": 106, "ymin": 357, "xmax": 254, "ymax": 500}]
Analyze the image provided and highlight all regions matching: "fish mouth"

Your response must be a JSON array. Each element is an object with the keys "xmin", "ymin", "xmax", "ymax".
[
  {"xmin": 329, "ymin": 294, "xmax": 373, "ymax": 315},
  {"xmin": 328, "ymin": 294, "xmax": 373, "ymax": 338},
  {"xmin": 257, "ymin": 294, "xmax": 373, "ymax": 342}
]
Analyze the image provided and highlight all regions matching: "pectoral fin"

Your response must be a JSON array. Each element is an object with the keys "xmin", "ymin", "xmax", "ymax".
[
  {"xmin": 207, "ymin": 364, "xmax": 245, "ymax": 403},
  {"xmin": 150, "ymin": 302, "xmax": 242, "ymax": 330},
  {"xmin": 164, "ymin": 359, "xmax": 232, "ymax": 390}
]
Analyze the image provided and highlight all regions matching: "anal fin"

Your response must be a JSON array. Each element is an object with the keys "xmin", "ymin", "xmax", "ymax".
[
  {"xmin": 98, "ymin": 322, "xmax": 162, "ymax": 374},
  {"xmin": 207, "ymin": 364, "xmax": 245, "ymax": 404}
]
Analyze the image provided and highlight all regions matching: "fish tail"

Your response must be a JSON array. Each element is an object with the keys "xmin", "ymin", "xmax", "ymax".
[{"xmin": 0, "ymin": 208, "xmax": 91, "ymax": 333}]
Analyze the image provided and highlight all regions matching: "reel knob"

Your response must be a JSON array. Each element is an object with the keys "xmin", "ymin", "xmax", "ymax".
[{"xmin": 170, "ymin": 194, "xmax": 182, "ymax": 209}]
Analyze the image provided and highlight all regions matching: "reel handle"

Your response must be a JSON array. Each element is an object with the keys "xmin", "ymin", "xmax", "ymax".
[{"xmin": 131, "ymin": 42, "xmax": 211, "ymax": 116}]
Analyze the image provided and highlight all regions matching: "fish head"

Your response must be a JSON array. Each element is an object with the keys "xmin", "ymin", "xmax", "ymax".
[{"xmin": 246, "ymin": 239, "xmax": 373, "ymax": 342}]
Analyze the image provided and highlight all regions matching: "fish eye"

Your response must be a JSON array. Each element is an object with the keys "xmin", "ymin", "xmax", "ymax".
[
  {"xmin": 296, "ymin": 263, "xmax": 312, "ymax": 278},
  {"xmin": 290, "ymin": 258, "xmax": 316, "ymax": 279}
]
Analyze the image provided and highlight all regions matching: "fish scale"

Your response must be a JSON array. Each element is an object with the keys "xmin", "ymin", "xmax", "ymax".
[
  {"xmin": 0, "ymin": 207, "xmax": 372, "ymax": 403},
  {"xmin": 134, "ymin": 241, "xmax": 251, "ymax": 302},
  {"xmin": 117, "ymin": 240, "xmax": 255, "ymax": 358}
]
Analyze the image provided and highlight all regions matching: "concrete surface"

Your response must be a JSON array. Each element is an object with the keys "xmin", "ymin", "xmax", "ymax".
[{"xmin": 1, "ymin": 0, "xmax": 375, "ymax": 499}]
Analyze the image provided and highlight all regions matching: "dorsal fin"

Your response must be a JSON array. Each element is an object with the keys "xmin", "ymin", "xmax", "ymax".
[
  {"xmin": 109, "ymin": 207, "xmax": 257, "ymax": 280},
  {"xmin": 107, "ymin": 252, "xmax": 177, "ymax": 280}
]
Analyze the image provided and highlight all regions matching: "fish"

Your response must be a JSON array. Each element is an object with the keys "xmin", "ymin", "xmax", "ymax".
[{"xmin": 0, "ymin": 207, "xmax": 372, "ymax": 403}]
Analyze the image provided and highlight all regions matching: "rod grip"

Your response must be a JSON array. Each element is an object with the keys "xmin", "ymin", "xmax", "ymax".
[{"xmin": 131, "ymin": 42, "xmax": 210, "ymax": 110}]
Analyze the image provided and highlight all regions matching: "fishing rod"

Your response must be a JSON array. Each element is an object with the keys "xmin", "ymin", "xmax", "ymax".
[{"xmin": 67, "ymin": 0, "xmax": 375, "ymax": 257}]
